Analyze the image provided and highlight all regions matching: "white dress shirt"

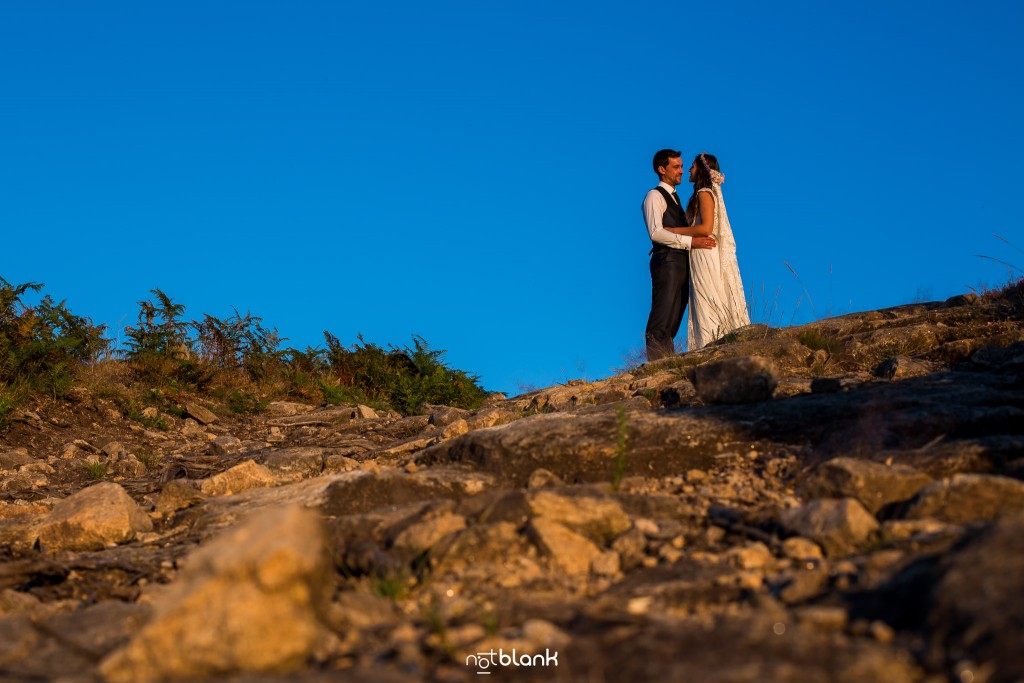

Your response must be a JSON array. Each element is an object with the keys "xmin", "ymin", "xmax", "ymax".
[{"xmin": 643, "ymin": 181, "xmax": 692, "ymax": 250}]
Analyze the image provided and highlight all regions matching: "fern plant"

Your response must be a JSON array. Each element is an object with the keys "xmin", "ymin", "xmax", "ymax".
[
  {"xmin": 0, "ymin": 277, "xmax": 108, "ymax": 420},
  {"xmin": 322, "ymin": 333, "xmax": 487, "ymax": 414}
]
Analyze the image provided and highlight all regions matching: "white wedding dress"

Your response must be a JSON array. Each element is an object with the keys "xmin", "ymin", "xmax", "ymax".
[{"xmin": 687, "ymin": 184, "xmax": 750, "ymax": 350}]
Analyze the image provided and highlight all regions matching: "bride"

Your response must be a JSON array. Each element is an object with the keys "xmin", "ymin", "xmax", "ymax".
[{"xmin": 683, "ymin": 153, "xmax": 750, "ymax": 349}]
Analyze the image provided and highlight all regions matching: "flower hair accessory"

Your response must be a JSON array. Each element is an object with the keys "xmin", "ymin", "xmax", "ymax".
[{"xmin": 700, "ymin": 152, "xmax": 725, "ymax": 185}]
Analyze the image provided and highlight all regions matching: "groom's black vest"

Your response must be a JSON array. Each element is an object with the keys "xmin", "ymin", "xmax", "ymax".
[
  {"xmin": 655, "ymin": 186, "xmax": 686, "ymax": 228},
  {"xmin": 650, "ymin": 186, "xmax": 687, "ymax": 255}
]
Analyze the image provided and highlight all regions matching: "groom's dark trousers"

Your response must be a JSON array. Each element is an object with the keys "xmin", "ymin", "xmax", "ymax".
[{"xmin": 645, "ymin": 186, "xmax": 690, "ymax": 361}]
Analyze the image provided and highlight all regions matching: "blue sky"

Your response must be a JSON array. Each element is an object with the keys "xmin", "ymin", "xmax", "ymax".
[{"xmin": 3, "ymin": 1, "xmax": 1022, "ymax": 395}]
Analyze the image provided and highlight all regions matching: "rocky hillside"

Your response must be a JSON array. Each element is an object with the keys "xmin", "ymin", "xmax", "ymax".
[{"xmin": 1, "ymin": 287, "xmax": 1022, "ymax": 683}]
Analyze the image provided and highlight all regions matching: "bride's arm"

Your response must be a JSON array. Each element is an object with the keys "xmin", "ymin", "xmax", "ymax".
[
  {"xmin": 660, "ymin": 192, "xmax": 715, "ymax": 236},
  {"xmin": 681, "ymin": 192, "xmax": 716, "ymax": 237}
]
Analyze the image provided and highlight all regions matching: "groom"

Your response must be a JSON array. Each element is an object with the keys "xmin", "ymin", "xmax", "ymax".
[{"xmin": 643, "ymin": 149, "xmax": 717, "ymax": 361}]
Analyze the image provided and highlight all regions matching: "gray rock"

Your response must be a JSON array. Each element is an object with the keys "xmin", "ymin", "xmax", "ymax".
[
  {"xmin": 426, "ymin": 404, "xmax": 469, "ymax": 427},
  {"xmin": 880, "ymin": 518, "xmax": 952, "ymax": 543},
  {"xmin": 100, "ymin": 441, "xmax": 126, "ymax": 458},
  {"xmin": 110, "ymin": 453, "xmax": 147, "ymax": 478},
  {"xmin": 811, "ymin": 374, "xmax": 868, "ymax": 395},
  {"xmin": 321, "ymin": 468, "xmax": 494, "ymax": 517},
  {"xmin": 209, "ymin": 435, "xmax": 242, "ymax": 455},
  {"xmin": 352, "ymin": 404, "xmax": 379, "ymax": 420},
  {"xmin": 527, "ymin": 517, "xmax": 602, "ymax": 576},
  {"xmin": 901, "ymin": 473, "xmax": 1024, "ymax": 523},
  {"xmin": 183, "ymin": 402, "xmax": 218, "ymax": 425},
  {"xmin": 262, "ymin": 447, "xmax": 326, "ymax": 480},
  {"xmin": 945, "ymin": 293, "xmax": 979, "ymax": 307},
  {"xmin": 591, "ymin": 550, "xmax": 621, "ymax": 576},
  {"xmin": 265, "ymin": 401, "xmax": 316, "ymax": 416},
  {"xmin": 0, "ymin": 471, "xmax": 47, "ymax": 494},
  {"xmin": 199, "ymin": 460, "xmax": 277, "ymax": 496},
  {"xmin": 773, "ymin": 564, "xmax": 830, "ymax": 604},
  {"xmin": 690, "ymin": 355, "xmax": 778, "ymax": 404},
  {"xmin": 154, "ymin": 479, "xmax": 206, "ymax": 516},
  {"xmin": 526, "ymin": 490, "xmax": 632, "ymax": 544},
  {"xmin": 628, "ymin": 370, "xmax": 681, "ymax": 393},
  {"xmin": 572, "ymin": 395, "xmax": 652, "ymax": 415},
  {"xmin": 0, "ymin": 449, "xmax": 34, "ymax": 471},
  {"xmin": 430, "ymin": 521, "xmax": 535, "ymax": 584},
  {"xmin": 872, "ymin": 356, "xmax": 938, "ymax": 380},
  {"xmin": 181, "ymin": 418, "xmax": 205, "ymax": 436},
  {"xmin": 594, "ymin": 387, "xmax": 633, "ymax": 405},
  {"xmin": 514, "ymin": 382, "xmax": 600, "ymax": 413},
  {"xmin": 810, "ymin": 377, "xmax": 844, "ymax": 394},
  {"xmin": 526, "ymin": 468, "xmax": 564, "ymax": 489},
  {"xmin": 780, "ymin": 537, "xmax": 824, "ymax": 563},
  {"xmin": 779, "ymin": 498, "xmax": 879, "ymax": 557},
  {"xmin": 611, "ymin": 526, "xmax": 648, "ymax": 570},
  {"xmin": 323, "ymin": 454, "xmax": 360, "ymax": 473},
  {"xmin": 0, "ymin": 503, "xmax": 48, "ymax": 553},
  {"xmin": 438, "ymin": 418, "xmax": 469, "ymax": 440},
  {"xmin": 391, "ymin": 511, "xmax": 466, "ymax": 555},
  {"xmin": 37, "ymin": 483, "xmax": 153, "ymax": 553},
  {"xmin": 799, "ymin": 457, "xmax": 933, "ymax": 514},
  {"xmin": 971, "ymin": 341, "xmax": 1024, "ymax": 369},
  {"xmin": 466, "ymin": 407, "xmax": 506, "ymax": 430},
  {"xmin": 659, "ymin": 379, "xmax": 697, "ymax": 408}
]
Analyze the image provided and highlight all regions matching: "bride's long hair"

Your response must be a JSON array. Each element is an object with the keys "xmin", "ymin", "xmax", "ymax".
[{"xmin": 685, "ymin": 153, "xmax": 720, "ymax": 226}]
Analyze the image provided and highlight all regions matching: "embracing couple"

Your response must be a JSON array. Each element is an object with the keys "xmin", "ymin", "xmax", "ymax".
[{"xmin": 643, "ymin": 149, "xmax": 749, "ymax": 361}]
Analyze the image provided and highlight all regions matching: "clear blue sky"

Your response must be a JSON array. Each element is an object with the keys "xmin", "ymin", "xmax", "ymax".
[{"xmin": 3, "ymin": 1, "xmax": 1022, "ymax": 395}]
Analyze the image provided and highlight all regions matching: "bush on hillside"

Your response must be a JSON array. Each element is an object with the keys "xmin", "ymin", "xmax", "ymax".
[
  {"xmin": 323, "ymin": 333, "xmax": 487, "ymax": 414},
  {"xmin": 0, "ymin": 278, "xmax": 108, "ymax": 422},
  {"xmin": 194, "ymin": 308, "xmax": 284, "ymax": 380},
  {"xmin": 1, "ymin": 282, "xmax": 489, "ymax": 423}
]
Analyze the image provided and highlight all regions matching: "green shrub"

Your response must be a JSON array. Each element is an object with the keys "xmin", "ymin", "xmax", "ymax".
[
  {"xmin": 323, "ymin": 333, "xmax": 487, "ymax": 414},
  {"xmin": 123, "ymin": 289, "xmax": 192, "ymax": 361},
  {"xmin": 0, "ymin": 280, "xmax": 489, "ymax": 424},
  {"xmin": 194, "ymin": 308, "xmax": 284, "ymax": 380},
  {"xmin": 213, "ymin": 386, "xmax": 269, "ymax": 415},
  {"xmin": 0, "ymin": 278, "xmax": 108, "ymax": 422}
]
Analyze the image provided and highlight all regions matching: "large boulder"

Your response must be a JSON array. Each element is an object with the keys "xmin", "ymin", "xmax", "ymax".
[
  {"xmin": 799, "ymin": 457, "xmax": 933, "ymax": 514},
  {"xmin": 99, "ymin": 504, "xmax": 334, "ymax": 682},
  {"xmin": 416, "ymin": 410, "xmax": 738, "ymax": 488}
]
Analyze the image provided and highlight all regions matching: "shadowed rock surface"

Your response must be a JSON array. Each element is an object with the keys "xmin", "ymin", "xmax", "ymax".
[{"xmin": 1, "ymin": 290, "xmax": 1023, "ymax": 682}]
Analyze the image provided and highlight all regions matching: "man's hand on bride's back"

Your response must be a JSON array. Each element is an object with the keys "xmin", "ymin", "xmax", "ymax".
[{"xmin": 693, "ymin": 237, "xmax": 717, "ymax": 250}]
